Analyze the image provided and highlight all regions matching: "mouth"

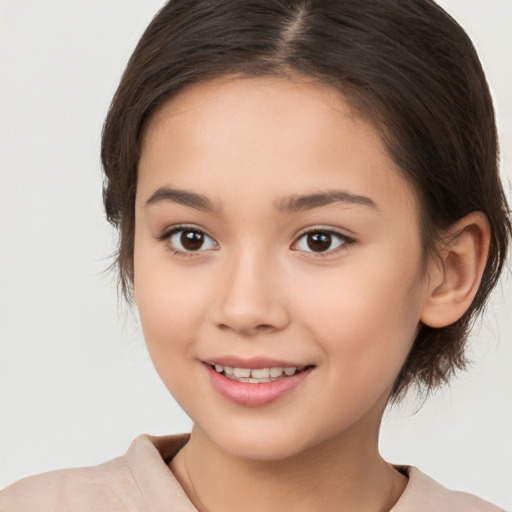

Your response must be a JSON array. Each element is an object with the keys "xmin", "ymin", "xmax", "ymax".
[
  {"xmin": 208, "ymin": 363, "xmax": 312, "ymax": 383},
  {"xmin": 203, "ymin": 359, "xmax": 315, "ymax": 406}
]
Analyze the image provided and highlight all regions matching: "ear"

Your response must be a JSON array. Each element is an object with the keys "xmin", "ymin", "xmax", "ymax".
[{"xmin": 420, "ymin": 212, "xmax": 491, "ymax": 328}]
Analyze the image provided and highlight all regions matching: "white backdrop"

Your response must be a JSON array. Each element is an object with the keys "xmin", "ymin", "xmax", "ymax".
[{"xmin": 0, "ymin": 0, "xmax": 511, "ymax": 508}]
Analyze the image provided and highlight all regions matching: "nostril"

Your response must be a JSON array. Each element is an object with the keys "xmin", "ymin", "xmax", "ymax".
[
  {"xmin": 255, "ymin": 324, "xmax": 274, "ymax": 331},
  {"xmin": 217, "ymin": 322, "xmax": 277, "ymax": 335}
]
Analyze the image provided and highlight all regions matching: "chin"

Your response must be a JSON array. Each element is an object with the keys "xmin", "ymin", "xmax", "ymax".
[{"xmin": 196, "ymin": 418, "xmax": 330, "ymax": 462}]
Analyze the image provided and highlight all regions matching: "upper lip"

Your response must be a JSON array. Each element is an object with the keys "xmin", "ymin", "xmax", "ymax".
[{"xmin": 203, "ymin": 356, "xmax": 311, "ymax": 369}]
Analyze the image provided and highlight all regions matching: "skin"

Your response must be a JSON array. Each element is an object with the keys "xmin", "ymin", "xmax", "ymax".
[{"xmin": 133, "ymin": 75, "xmax": 489, "ymax": 511}]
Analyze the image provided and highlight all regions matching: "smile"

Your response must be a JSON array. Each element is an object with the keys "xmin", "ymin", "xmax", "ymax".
[
  {"xmin": 205, "ymin": 360, "xmax": 315, "ymax": 407},
  {"xmin": 211, "ymin": 364, "xmax": 306, "ymax": 383}
]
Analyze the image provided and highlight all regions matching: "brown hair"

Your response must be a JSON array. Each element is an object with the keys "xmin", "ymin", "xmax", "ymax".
[{"xmin": 101, "ymin": 0, "xmax": 511, "ymax": 400}]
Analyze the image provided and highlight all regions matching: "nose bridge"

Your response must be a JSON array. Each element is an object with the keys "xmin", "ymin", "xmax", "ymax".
[{"xmin": 214, "ymin": 242, "xmax": 289, "ymax": 335}]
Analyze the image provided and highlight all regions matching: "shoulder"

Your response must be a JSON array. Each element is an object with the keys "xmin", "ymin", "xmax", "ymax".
[
  {"xmin": 392, "ymin": 466, "xmax": 505, "ymax": 512},
  {"xmin": 0, "ymin": 434, "xmax": 193, "ymax": 512},
  {"xmin": 0, "ymin": 454, "xmax": 133, "ymax": 512}
]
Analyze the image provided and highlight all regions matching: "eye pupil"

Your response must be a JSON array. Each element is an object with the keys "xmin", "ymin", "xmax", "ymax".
[
  {"xmin": 181, "ymin": 231, "xmax": 204, "ymax": 251},
  {"xmin": 307, "ymin": 232, "xmax": 331, "ymax": 252}
]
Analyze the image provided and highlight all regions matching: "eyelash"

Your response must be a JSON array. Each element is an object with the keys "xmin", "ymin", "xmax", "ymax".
[
  {"xmin": 157, "ymin": 225, "xmax": 354, "ymax": 258},
  {"xmin": 157, "ymin": 224, "xmax": 217, "ymax": 258},
  {"xmin": 292, "ymin": 228, "xmax": 353, "ymax": 257}
]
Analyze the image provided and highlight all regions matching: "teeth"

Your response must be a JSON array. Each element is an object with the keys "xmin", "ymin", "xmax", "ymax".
[
  {"xmin": 233, "ymin": 368, "xmax": 251, "ymax": 378},
  {"xmin": 270, "ymin": 367, "xmax": 284, "ymax": 377},
  {"xmin": 251, "ymin": 368, "xmax": 269, "ymax": 378},
  {"xmin": 240, "ymin": 377, "xmax": 274, "ymax": 383},
  {"xmin": 212, "ymin": 364, "xmax": 302, "ymax": 382}
]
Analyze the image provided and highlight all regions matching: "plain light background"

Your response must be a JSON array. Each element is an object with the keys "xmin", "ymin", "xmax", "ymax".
[{"xmin": 0, "ymin": 0, "xmax": 511, "ymax": 508}]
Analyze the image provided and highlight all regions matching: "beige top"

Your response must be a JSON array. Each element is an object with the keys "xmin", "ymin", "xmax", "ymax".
[{"xmin": 0, "ymin": 434, "xmax": 504, "ymax": 512}]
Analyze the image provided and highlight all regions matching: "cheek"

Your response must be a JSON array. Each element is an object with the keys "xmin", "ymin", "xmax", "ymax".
[
  {"xmin": 133, "ymin": 247, "xmax": 211, "ymax": 361},
  {"xmin": 133, "ymin": 261, "xmax": 212, "ymax": 407},
  {"xmin": 294, "ymin": 253, "xmax": 423, "ymax": 382}
]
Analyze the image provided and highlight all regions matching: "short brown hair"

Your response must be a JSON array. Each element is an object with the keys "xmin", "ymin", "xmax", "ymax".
[{"xmin": 101, "ymin": 0, "xmax": 511, "ymax": 400}]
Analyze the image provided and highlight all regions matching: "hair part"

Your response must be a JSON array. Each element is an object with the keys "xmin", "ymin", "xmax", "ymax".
[{"xmin": 101, "ymin": 0, "xmax": 511, "ymax": 401}]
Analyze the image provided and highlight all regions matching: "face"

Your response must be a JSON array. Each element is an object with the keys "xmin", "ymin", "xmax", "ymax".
[{"xmin": 134, "ymin": 76, "xmax": 430, "ymax": 460}]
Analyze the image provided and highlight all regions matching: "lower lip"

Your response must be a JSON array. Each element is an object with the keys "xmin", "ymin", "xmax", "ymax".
[{"xmin": 206, "ymin": 365, "xmax": 313, "ymax": 407}]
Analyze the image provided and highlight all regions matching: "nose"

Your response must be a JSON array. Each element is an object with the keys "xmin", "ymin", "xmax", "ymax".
[{"xmin": 213, "ymin": 249, "xmax": 291, "ymax": 336}]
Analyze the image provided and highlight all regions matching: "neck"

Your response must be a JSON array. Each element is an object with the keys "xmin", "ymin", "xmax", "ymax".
[{"xmin": 170, "ymin": 423, "xmax": 407, "ymax": 512}]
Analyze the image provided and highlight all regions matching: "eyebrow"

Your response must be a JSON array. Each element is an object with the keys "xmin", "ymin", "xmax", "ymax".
[
  {"xmin": 144, "ymin": 186, "xmax": 379, "ymax": 214},
  {"xmin": 145, "ymin": 187, "xmax": 221, "ymax": 214},
  {"xmin": 274, "ymin": 190, "xmax": 379, "ymax": 213}
]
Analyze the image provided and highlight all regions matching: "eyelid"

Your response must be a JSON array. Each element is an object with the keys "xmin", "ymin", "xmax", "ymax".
[
  {"xmin": 155, "ymin": 224, "xmax": 353, "ymax": 257},
  {"xmin": 157, "ymin": 224, "xmax": 218, "ymax": 255},
  {"xmin": 291, "ymin": 227, "xmax": 354, "ymax": 256}
]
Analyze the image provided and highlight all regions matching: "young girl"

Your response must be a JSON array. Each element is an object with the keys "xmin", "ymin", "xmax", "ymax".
[{"xmin": 1, "ymin": 0, "xmax": 510, "ymax": 510}]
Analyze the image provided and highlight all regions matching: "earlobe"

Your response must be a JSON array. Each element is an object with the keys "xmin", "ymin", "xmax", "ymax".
[{"xmin": 420, "ymin": 212, "xmax": 491, "ymax": 328}]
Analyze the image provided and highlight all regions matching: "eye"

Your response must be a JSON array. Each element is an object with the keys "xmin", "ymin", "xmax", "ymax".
[
  {"xmin": 293, "ymin": 229, "xmax": 350, "ymax": 254},
  {"xmin": 167, "ymin": 228, "xmax": 218, "ymax": 253}
]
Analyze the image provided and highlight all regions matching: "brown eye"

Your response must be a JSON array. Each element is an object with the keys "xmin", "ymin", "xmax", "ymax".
[
  {"xmin": 169, "ymin": 228, "xmax": 217, "ymax": 252},
  {"xmin": 294, "ymin": 230, "xmax": 348, "ymax": 254},
  {"xmin": 307, "ymin": 232, "xmax": 332, "ymax": 252},
  {"xmin": 181, "ymin": 231, "xmax": 204, "ymax": 250}
]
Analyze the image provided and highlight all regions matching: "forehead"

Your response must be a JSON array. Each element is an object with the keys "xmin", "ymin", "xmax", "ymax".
[
  {"xmin": 138, "ymin": 75, "xmax": 417, "ymax": 216},
  {"xmin": 144, "ymin": 75, "xmax": 373, "ymax": 158}
]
